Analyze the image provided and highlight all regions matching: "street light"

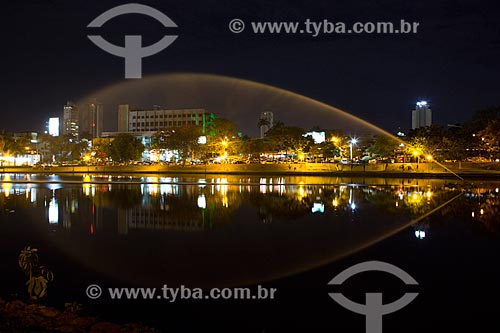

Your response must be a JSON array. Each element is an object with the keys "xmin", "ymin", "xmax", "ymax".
[
  {"xmin": 221, "ymin": 138, "xmax": 229, "ymax": 162},
  {"xmin": 350, "ymin": 138, "xmax": 358, "ymax": 162},
  {"xmin": 426, "ymin": 155, "xmax": 433, "ymax": 170},
  {"xmin": 413, "ymin": 150, "xmax": 420, "ymax": 168}
]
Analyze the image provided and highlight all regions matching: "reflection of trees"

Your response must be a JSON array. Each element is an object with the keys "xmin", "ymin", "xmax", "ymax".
[
  {"xmin": 363, "ymin": 188, "xmax": 401, "ymax": 215},
  {"xmin": 403, "ymin": 192, "xmax": 435, "ymax": 216},
  {"xmin": 246, "ymin": 192, "xmax": 312, "ymax": 219},
  {"xmin": 139, "ymin": 188, "xmax": 245, "ymax": 227},
  {"xmin": 0, "ymin": 190, "xmax": 32, "ymax": 213},
  {"xmin": 478, "ymin": 198, "xmax": 500, "ymax": 233},
  {"xmin": 441, "ymin": 187, "xmax": 500, "ymax": 234},
  {"xmin": 199, "ymin": 189, "xmax": 242, "ymax": 226},
  {"xmin": 363, "ymin": 185, "xmax": 454, "ymax": 218},
  {"xmin": 91, "ymin": 187, "xmax": 143, "ymax": 208},
  {"xmin": 5, "ymin": 179, "xmax": 496, "ymax": 237}
]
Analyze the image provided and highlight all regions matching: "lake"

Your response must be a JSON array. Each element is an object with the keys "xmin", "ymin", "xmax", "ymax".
[{"xmin": 0, "ymin": 173, "xmax": 499, "ymax": 332}]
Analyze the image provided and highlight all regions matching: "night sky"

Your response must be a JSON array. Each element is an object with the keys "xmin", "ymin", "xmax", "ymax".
[{"xmin": 1, "ymin": 0, "xmax": 499, "ymax": 136}]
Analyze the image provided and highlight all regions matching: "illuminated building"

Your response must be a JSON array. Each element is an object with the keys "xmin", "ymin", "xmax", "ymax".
[
  {"xmin": 62, "ymin": 101, "xmax": 79, "ymax": 140},
  {"xmin": 80, "ymin": 99, "xmax": 103, "ymax": 138},
  {"xmin": 117, "ymin": 104, "xmax": 207, "ymax": 132},
  {"xmin": 304, "ymin": 131, "xmax": 326, "ymax": 144},
  {"xmin": 411, "ymin": 100, "xmax": 432, "ymax": 130},
  {"xmin": 48, "ymin": 117, "xmax": 60, "ymax": 137}
]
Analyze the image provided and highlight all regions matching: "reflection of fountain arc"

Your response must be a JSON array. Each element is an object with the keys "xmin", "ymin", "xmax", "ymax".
[
  {"xmin": 0, "ymin": 176, "xmax": 469, "ymax": 289},
  {"xmin": 49, "ymin": 180, "xmax": 462, "ymax": 288}
]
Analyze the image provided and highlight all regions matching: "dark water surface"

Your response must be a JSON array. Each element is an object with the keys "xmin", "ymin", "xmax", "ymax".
[{"xmin": 0, "ymin": 174, "xmax": 499, "ymax": 332}]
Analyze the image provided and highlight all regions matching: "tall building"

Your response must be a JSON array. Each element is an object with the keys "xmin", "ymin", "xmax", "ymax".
[
  {"xmin": 79, "ymin": 99, "xmax": 103, "ymax": 138},
  {"xmin": 117, "ymin": 104, "xmax": 207, "ymax": 132},
  {"xmin": 62, "ymin": 101, "xmax": 79, "ymax": 140},
  {"xmin": 48, "ymin": 117, "xmax": 60, "ymax": 136},
  {"xmin": 411, "ymin": 101, "xmax": 432, "ymax": 130},
  {"xmin": 259, "ymin": 111, "xmax": 274, "ymax": 138}
]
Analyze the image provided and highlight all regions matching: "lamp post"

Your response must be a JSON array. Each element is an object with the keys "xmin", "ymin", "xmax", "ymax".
[
  {"xmin": 349, "ymin": 138, "xmax": 358, "ymax": 162},
  {"xmin": 413, "ymin": 151, "xmax": 420, "ymax": 169},
  {"xmin": 426, "ymin": 155, "xmax": 433, "ymax": 170},
  {"xmin": 221, "ymin": 138, "xmax": 228, "ymax": 163}
]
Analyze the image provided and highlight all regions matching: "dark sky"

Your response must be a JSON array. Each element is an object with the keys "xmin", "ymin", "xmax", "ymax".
[{"xmin": 1, "ymin": 0, "xmax": 499, "ymax": 136}]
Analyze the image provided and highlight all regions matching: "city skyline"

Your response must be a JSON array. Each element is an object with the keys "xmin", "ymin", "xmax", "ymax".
[
  {"xmin": 20, "ymin": 97, "xmax": 442, "ymax": 139},
  {"xmin": 1, "ymin": 1, "xmax": 499, "ymax": 135}
]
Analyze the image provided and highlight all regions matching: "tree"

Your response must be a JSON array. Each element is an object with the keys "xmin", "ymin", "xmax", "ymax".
[
  {"xmin": 465, "ymin": 107, "xmax": 500, "ymax": 134},
  {"xmin": 241, "ymin": 138, "xmax": 269, "ymax": 158},
  {"xmin": 208, "ymin": 117, "xmax": 239, "ymax": 139},
  {"xmin": 108, "ymin": 134, "xmax": 144, "ymax": 162},
  {"xmin": 479, "ymin": 119, "xmax": 500, "ymax": 158},
  {"xmin": 0, "ymin": 132, "xmax": 30, "ymax": 155},
  {"xmin": 265, "ymin": 123, "xmax": 313, "ymax": 159},
  {"xmin": 367, "ymin": 135, "xmax": 399, "ymax": 158},
  {"xmin": 405, "ymin": 125, "xmax": 448, "ymax": 160},
  {"xmin": 19, "ymin": 246, "xmax": 54, "ymax": 300},
  {"xmin": 155, "ymin": 125, "xmax": 202, "ymax": 162},
  {"xmin": 91, "ymin": 138, "xmax": 112, "ymax": 162}
]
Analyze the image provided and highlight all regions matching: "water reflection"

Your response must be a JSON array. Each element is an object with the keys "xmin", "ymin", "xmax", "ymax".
[
  {"xmin": 0, "ymin": 174, "xmax": 497, "ymax": 287},
  {"xmin": 461, "ymin": 185, "xmax": 500, "ymax": 233},
  {"xmin": 4, "ymin": 175, "xmax": 499, "ymax": 235},
  {"xmin": 413, "ymin": 219, "xmax": 429, "ymax": 239},
  {"xmin": 0, "ymin": 175, "xmax": 479, "ymax": 234},
  {"xmin": 48, "ymin": 194, "xmax": 58, "ymax": 225}
]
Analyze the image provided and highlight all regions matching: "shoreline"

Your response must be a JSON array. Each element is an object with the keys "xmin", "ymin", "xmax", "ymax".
[{"xmin": 0, "ymin": 162, "xmax": 499, "ymax": 180}]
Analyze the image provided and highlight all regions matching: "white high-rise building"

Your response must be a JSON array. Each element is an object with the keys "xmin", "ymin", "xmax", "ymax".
[{"xmin": 411, "ymin": 101, "xmax": 432, "ymax": 130}]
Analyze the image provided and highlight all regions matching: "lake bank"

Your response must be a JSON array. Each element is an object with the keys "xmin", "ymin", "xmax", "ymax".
[{"xmin": 1, "ymin": 162, "xmax": 499, "ymax": 179}]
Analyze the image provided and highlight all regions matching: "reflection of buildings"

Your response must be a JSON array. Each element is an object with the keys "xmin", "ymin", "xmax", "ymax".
[
  {"xmin": 116, "ymin": 178, "xmax": 207, "ymax": 234},
  {"xmin": 117, "ymin": 207, "xmax": 205, "ymax": 234},
  {"xmin": 0, "ymin": 176, "xmax": 462, "ymax": 237},
  {"xmin": 48, "ymin": 194, "xmax": 59, "ymax": 225},
  {"xmin": 413, "ymin": 219, "xmax": 429, "ymax": 239}
]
